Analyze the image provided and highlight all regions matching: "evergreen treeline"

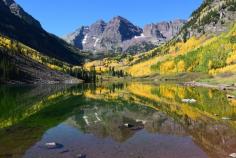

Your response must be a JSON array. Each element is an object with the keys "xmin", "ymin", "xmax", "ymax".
[
  {"xmin": 0, "ymin": 51, "xmax": 32, "ymax": 83},
  {"xmin": 69, "ymin": 66, "xmax": 97, "ymax": 83},
  {"xmin": 108, "ymin": 67, "xmax": 125, "ymax": 78}
]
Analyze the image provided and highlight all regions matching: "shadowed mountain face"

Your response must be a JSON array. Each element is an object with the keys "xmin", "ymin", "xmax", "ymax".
[
  {"xmin": 64, "ymin": 17, "xmax": 186, "ymax": 54},
  {"xmin": 2, "ymin": 0, "xmax": 41, "ymax": 28},
  {"xmin": 0, "ymin": 0, "xmax": 83, "ymax": 65},
  {"xmin": 0, "ymin": 0, "xmax": 86, "ymax": 84}
]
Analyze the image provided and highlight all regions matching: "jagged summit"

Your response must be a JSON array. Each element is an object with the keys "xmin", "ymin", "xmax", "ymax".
[
  {"xmin": 100, "ymin": 16, "xmax": 143, "ymax": 51},
  {"xmin": 64, "ymin": 16, "xmax": 186, "ymax": 54}
]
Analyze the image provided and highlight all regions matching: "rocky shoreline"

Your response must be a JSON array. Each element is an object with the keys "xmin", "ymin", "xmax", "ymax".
[{"xmin": 183, "ymin": 81, "xmax": 236, "ymax": 91}]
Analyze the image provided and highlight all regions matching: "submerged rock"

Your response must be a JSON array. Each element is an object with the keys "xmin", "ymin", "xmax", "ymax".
[
  {"xmin": 221, "ymin": 117, "xmax": 231, "ymax": 120},
  {"xmin": 130, "ymin": 125, "xmax": 144, "ymax": 131},
  {"xmin": 45, "ymin": 142, "xmax": 63, "ymax": 149},
  {"xmin": 77, "ymin": 154, "xmax": 86, "ymax": 158},
  {"xmin": 119, "ymin": 123, "xmax": 144, "ymax": 130},
  {"xmin": 136, "ymin": 119, "xmax": 147, "ymax": 124},
  {"xmin": 229, "ymin": 153, "xmax": 236, "ymax": 158},
  {"xmin": 59, "ymin": 149, "xmax": 69, "ymax": 154},
  {"xmin": 124, "ymin": 123, "xmax": 134, "ymax": 128},
  {"xmin": 227, "ymin": 95, "xmax": 235, "ymax": 99}
]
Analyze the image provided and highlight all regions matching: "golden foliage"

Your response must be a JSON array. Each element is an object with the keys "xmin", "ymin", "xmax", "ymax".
[
  {"xmin": 160, "ymin": 61, "xmax": 176, "ymax": 75},
  {"xmin": 226, "ymin": 51, "xmax": 236, "ymax": 65},
  {"xmin": 127, "ymin": 56, "xmax": 159, "ymax": 77},
  {"xmin": 209, "ymin": 64, "xmax": 236, "ymax": 75},
  {"xmin": 177, "ymin": 60, "xmax": 185, "ymax": 72},
  {"xmin": 169, "ymin": 36, "xmax": 206, "ymax": 55},
  {"xmin": 230, "ymin": 99, "xmax": 236, "ymax": 107},
  {"xmin": 123, "ymin": 24, "xmax": 236, "ymax": 77},
  {"xmin": 0, "ymin": 35, "xmax": 74, "ymax": 73}
]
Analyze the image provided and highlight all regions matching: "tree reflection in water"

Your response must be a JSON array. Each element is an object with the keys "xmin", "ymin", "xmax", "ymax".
[{"xmin": 0, "ymin": 82, "xmax": 235, "ymax": 158}]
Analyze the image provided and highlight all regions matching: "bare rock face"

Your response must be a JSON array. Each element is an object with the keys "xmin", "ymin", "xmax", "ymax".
[
  {"xmin": 102, "ymin": 16, "xmax": 142, "ymax": 42},
  {"xmin": 143, "ymin": 20, "xmax": 187, "ymax": 40},
  {"xmin": 99, "ymin": 16, "xmax": 143, "ymax": 52},
  {"xmin": 1, "ymin": 0, "xmax": 41, "ymax": 28},
  {"xmin": 83, "ymin": 20, "xmax": 107, "ymax": 51},
  {"xmin": 121, "ymin": 39, "xmax": 156, "ymax": 54},
  {"xmin": 178, "ymin": 0, "xmax": 236, "ymax": 41},
  {"xmin": 143, "ymin": 24, "xmax": 165, "ymax": 40},
  {"xmin": 64, "ymin": 17, "xmax": 186, "ymax": 54},
  {"xmin": 0, "ymin": 0, "xmax": 83, "ymax": 65},
  {"xmin": 156, "ymin": 20, "xmax": 187, "ymax": 40},
  {"xmin": 64, "ymin": 26, "xmax": 89, "ymax": 49}
]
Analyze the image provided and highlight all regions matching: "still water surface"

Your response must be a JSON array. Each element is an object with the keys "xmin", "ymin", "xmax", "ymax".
[{"xmin": 0, "ymin": 83, "xmax": 236, "ymax": 158}]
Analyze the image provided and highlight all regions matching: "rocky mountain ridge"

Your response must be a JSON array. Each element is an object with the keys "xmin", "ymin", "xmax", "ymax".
[
  {"xmin": 0, "ymin": 0, "xmax": 83, "ymax": 65},
  {"xmin": 2, "ymin": 0, "xmax": 41, "ymax": 28},
  {"xmin": 0, "ymin": 0, "xmax": 84, "ymax": 84},
  {"xmin": 178, "ymin": 0, "xmax": 236, "ymax": 41},
  {"xmin": 64, "ymin": 17, "xmax": 186, "ymax": 54}
]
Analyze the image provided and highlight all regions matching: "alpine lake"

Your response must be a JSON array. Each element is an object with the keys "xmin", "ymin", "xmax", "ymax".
[{"xmin": 0, "ymin": 82, "xmax": 236, "ymax": 158}]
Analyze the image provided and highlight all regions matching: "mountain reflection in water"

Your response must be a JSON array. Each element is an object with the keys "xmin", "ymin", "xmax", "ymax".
[{"xmin": 0, "ymin": 82, "xmax": 236, "ymax": 158}]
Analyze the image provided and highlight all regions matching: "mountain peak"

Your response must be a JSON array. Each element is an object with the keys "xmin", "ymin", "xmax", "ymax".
[
  {"xmin": 64, "ymin": 17, "xmax": 186, "ymax": 54},
  {"xmin": 2, "ymin": 0, "xmax": 14, "ymax": 5},
  {"xmin": 102, "ymin": 16, "xmax": 142, "ymax": 44},
  {"xmin": 90, "ymin": 20, "xmax": 106, "ymax": 29},
  {"xmin": 1, "ymin": 0, "xmax": 41, "ymax": 28},
  {"xmin": 110, "ymin": 16, "xmax": 134, "ymax": 25},
  {"xmin": 112, "ymin": 16, "xmax": 126, "ymax": 20},
  {"xmin": 89, "ymin": 20, "xmax": 107, "ymax": 36},
  {"xmin": 94, "ymin": 19, "xmax": 106, "ymax": 24}
]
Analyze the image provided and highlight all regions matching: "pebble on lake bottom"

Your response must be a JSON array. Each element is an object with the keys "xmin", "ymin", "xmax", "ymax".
[
  {"xmin": 77, "ymin": 154, "xmax": 86, "ymax": 158},
  {"xmin": 182, "ymin": 99, "xmax": 197, "ymax": 103},
  {"xmin": 45, "ymin": 142, "xmax": 63, "ymax": 149},
  {"xmin": 59, "ymin": 149, "xmax": 69, "ymax": 154},
  {"xmin": 230, "ymin": 153, "xmax": 236, "ymax": 158},
  {"xmin": 222, "ymin": 117, "xmax": 232, "ymax": 120}
]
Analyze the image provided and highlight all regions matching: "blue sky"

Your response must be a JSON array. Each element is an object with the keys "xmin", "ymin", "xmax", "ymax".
[{"xmin": 15, "ymin": 0, "xmax": 203, "ymax": 36}]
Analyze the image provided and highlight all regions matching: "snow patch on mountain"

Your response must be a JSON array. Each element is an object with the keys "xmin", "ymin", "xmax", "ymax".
[
  {"xmin": 134, "ymin": 33, "xmax": 145, "ymax": 39},
  {"xmin": 94, "ymin": 38, "xmax": 99, "ymax": 47},
  {"xmin": 82, "ymin": 34, "xmax": 88, "ymax": 44}
]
